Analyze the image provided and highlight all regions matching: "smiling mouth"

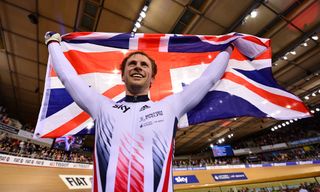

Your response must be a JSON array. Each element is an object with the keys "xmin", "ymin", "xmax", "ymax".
[{"xmin": 130, "ymin": 73, "xmax": 144, "ymax": 78}]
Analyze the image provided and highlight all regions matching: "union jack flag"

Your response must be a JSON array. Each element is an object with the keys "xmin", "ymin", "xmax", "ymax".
[{"xmin": 35, "ymin": 32, "xmax": 310, "ymax": 138}]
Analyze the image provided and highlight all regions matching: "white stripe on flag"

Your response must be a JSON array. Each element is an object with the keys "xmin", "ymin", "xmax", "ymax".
[
  {"xmin": 228, "ymin": 59, "xmax": 271, "ymax": 70},
  {"xmin": 226, "ymin": 69, "xmax": 301, "ymax": 101},
  {"xmin": 129, "ymin": 33, "xmax": 144, "ymax": 50},
  {"xmin": 62, "ymin": 32, "xmax": 122, "ymax": 40},
  {"xmin": 199, "ymin": 35, "xmax": 240, "ymax": 45},
  {"xmin": 38, "ymin": 102, "xmax": 84, "ymax": 136},
  {"xmin": 50, "ymin": 73, "xmax": 123, "ymax": 91},
  {"xmin": 39, "ymin": 74, "xmax": 124, "ymax": 136},
  {"xmin": 61, "ymin": 42, "xmax": 124, "ymax": 53},
  {"xmin": 65, "ymin": 118, "xmax": 93, "ymax": 136},
  {"xmin": 216, "ymin": 79, "xmax": 309, "ymax": 119},
  {"xmin": 159, "ymin": 34, "xmax": 171, "ymax": 52}
]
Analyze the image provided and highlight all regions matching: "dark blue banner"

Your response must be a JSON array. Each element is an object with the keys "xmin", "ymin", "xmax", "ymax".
[
  {"xmin": 0, "ymin": 123, "xmax": 19, "ymax": 134},
  {"xmin": 286, "ymin": 161, "xmax": 297, "ymax": 166},
  {"xmin": 173, "ymin": 175, "xmax": 199, "ymax": 184},
  {"xmin": 212, "ymin": 172, "xmax": 247, "ymax": 181},
  {"xmin": 313, "ymin": 160, "xmax": 320, "ymax": 164},
  {"xmin": 289, "ymin": 136, "xmax": 320, "ymax": 146}
]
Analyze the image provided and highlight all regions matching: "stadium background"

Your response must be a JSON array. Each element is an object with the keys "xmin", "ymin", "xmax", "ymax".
[{"xmin": 0, "ymin": 0, "xmax": 320, "ymax": 191}]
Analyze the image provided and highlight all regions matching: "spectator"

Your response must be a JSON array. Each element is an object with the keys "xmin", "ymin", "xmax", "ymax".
[
  {"xmin": 299, "ymin": 185, "xmax": 309, "ymax": 192},
  {"xmin": 1, "ymin": 114, "xmax": 11, "ymax": 125},
  {"xmin": 0, "ymin": 135, "xmax": 92, "ymax": 164},
  {"xmin": 19, "ymin": 140, "xmax": 26, "ymax": 154},
  {"xmin": 0, "ymin": 131, "xmax": 7, "ymax": 141}
]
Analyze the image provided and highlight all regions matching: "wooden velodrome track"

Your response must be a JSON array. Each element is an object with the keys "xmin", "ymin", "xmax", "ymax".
[
  {"xmin": 0, "ymin": 163, "xmax": 92, "ymax": 192},
  {"xmin": 0, "ymin": 163, "xmax": 320, "ymax": 192}
]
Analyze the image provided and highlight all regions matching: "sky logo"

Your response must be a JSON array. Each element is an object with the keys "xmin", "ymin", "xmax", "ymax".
[
  {"xmin": 175, "ymin": 176, "xmax": 188, "ymax": 183},
  {"xmin": 173, "ymin": 175, "xmax": 199, "ymax": 184}
]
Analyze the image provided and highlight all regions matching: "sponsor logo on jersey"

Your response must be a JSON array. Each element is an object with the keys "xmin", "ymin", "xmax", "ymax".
[
  {"xmin": 139, "ymin": 111, "xmax": 163, "ymax": 122},
  {"xmin": 112, "ymin": 104, "xmax": 130, "ymax": 113},
  {"xmin": 139, "ymin": 105, "xmax": 151, "ymax": 112},
  {"xmin": 139, "ymin": 110, "xmax": 164, "ymax": 128},
  {"xmin": 140, "ymin": 121, "xmax": 153, "ymax": 128}
]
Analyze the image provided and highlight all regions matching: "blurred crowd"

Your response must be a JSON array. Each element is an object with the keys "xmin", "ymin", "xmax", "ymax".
[
  {"xmin": 0, "ymin": 105, "xmax": 93, "ymax": 164},
  {"xmin": 0, "ymin": 106, "xmax": 34, "ymax": 132},
  {"xmin": 0, "ymin": 132, "xmax": 92, "ymax": 164},
  {"xmin": 225, "ymin": 182, "xmax": 320, "ymax": 192},
  {"xmin": 173, "ymin": 144, "xmax": 320, "ymax": 168},
  {"xmin": 233, "ymin": 124, "xmax": 320, "ymax": 150}
]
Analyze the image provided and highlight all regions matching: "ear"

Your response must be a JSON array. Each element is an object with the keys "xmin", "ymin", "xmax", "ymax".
[
  {"xmin": 121, "ymin": 74, "xmax": 125, "ymax": 82},
  {"xmin": 149, "ymin": 77, "xmax": 155, "ymax": 88},
  {"xmin": 151, "ymin": 77, "xmax": 155, "ymax": 84}
]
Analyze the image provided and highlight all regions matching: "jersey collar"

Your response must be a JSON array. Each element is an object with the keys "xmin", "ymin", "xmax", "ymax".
[{"xmin": 125, "ymin": 95, "xmax": 150, "ymax": 102}]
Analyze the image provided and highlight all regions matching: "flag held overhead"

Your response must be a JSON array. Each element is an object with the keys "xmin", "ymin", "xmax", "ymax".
[{"xmin": 35, "ymin": 32, "xmax": 310, "ymax": 138}]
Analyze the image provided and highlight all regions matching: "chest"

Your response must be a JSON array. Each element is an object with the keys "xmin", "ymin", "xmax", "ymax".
[{"xmin": 109, "ymin": 102, "xmax": 174, "ymax": 131}]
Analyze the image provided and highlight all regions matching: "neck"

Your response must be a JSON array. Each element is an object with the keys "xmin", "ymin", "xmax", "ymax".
[
  {"xmin": 124, "ymin": 95, "xmax": 149, "ymax": 102},
  {"xmin": 125, "ymin": 88, "xmax": 149, "ymax": 96}
]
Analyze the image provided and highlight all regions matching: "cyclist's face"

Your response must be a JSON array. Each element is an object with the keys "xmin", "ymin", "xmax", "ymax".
[{"xmin": 122, "ymin": 54, "xmax": 154, "ymax": 95}]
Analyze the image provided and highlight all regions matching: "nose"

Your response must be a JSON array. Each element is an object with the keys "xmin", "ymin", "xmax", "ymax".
[{"xmin": 133, "ymin": 63, "xmax": 143, "ymax": 71}]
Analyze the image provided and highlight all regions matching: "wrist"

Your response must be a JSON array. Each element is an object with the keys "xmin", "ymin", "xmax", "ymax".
[
  {"xmin": 225, "ymin": 45, "xmax": 233, "ymax": 54},
  {"xmin": 47, "ymin": 40, "xmax": 60, "ymax": 46}
]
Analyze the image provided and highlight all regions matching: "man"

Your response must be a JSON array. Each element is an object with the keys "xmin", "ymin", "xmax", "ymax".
[{"xmin": 45, "ymin": 32, "xmax": 232, "ymax": 192}]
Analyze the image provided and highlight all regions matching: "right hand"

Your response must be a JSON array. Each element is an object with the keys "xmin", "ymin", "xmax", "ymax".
[{"xmin": 44, "ymin": 31, "xmax": 61, "ymax": 45}]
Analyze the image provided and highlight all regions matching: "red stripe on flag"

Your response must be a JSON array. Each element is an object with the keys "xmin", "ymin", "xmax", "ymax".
[
  {"xmin": 255, "ymin": 47, "xmax": 271, "ymax": 60},
  {"xmin": 162, "ymin": 141, "xmax": 173, "ymax": 192},
  {"xmin": 43, "ymin": 112, "xmax": 90, "ymax": 138},
  {"xmin": 203, "ymin": 35, "xmax": 235, "ymax": 42},
  {"xmin": 138, "ymin": 34, "xmax": 166, "ymax": 51},
  {"xmin": 42, "ymin": 85, "xmax": 125, "ymax": 138},
  {"xmin": 62, "ymin": 32, "xmax": 93, "ymax": 40},
  {"xmin": 242, "ymin": 36, "xmax": 267, "ymax": 47},
  {"xmin": 50, "ymin": 51, "xmax": 125, "ymax": 76},
  {"xmin": 223, "ymin": 72, "xmax": 309, "ymax": 113},
  {"xmin": 232, "ymin": 47, "xmax": 271, "ymax": 60}
]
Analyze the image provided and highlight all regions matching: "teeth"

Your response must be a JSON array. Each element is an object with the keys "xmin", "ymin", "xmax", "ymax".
[{"xmin": 132, "ymin": 74, "xmax": 143, "ymax": 78}]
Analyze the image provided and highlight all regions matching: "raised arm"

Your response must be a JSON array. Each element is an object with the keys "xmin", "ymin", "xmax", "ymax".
[
  {"xmin": 45, "ymin": 32, "xmax": 107, "ymax": 118},
  {"xmin": 170, "ymin": 46, "xmax": 232, "ymax": 118}
]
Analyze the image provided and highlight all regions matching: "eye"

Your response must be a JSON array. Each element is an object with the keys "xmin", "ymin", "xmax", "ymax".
[
  {"xmin": 128, "ymin": 60, "xmax": 137, "ymax": 66},
  {"xmin": 141, "ymin": 61, "xmax": 149, "ymax": 67}
]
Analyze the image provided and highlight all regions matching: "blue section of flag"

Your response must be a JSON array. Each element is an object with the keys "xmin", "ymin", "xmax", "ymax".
[
  {"xmin": 168, "ymin": 36, "xmax": 229, "ymax": 52},
  {"xmin": 75, "ymin": 127, "xmax": 95, "ymax": 135},
  {"xmin": 63, "ymin": 33, "xmax": 131, "ymax": 49},
  {"xmin": 46, "ymin": 88, "xmax": 74, "ymax": 118},
  {"xmin": 187, "ymin": 91, "xmax": 267, "ymax": 125},
  {"xmin": 234, "ymin": 68, "xmax": 284, "ymax": 90}
]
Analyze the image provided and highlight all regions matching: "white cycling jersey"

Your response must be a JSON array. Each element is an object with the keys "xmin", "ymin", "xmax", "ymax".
[{"xmin": 48, "ymin": 43, "xmax": 231, "ymax": 192}]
